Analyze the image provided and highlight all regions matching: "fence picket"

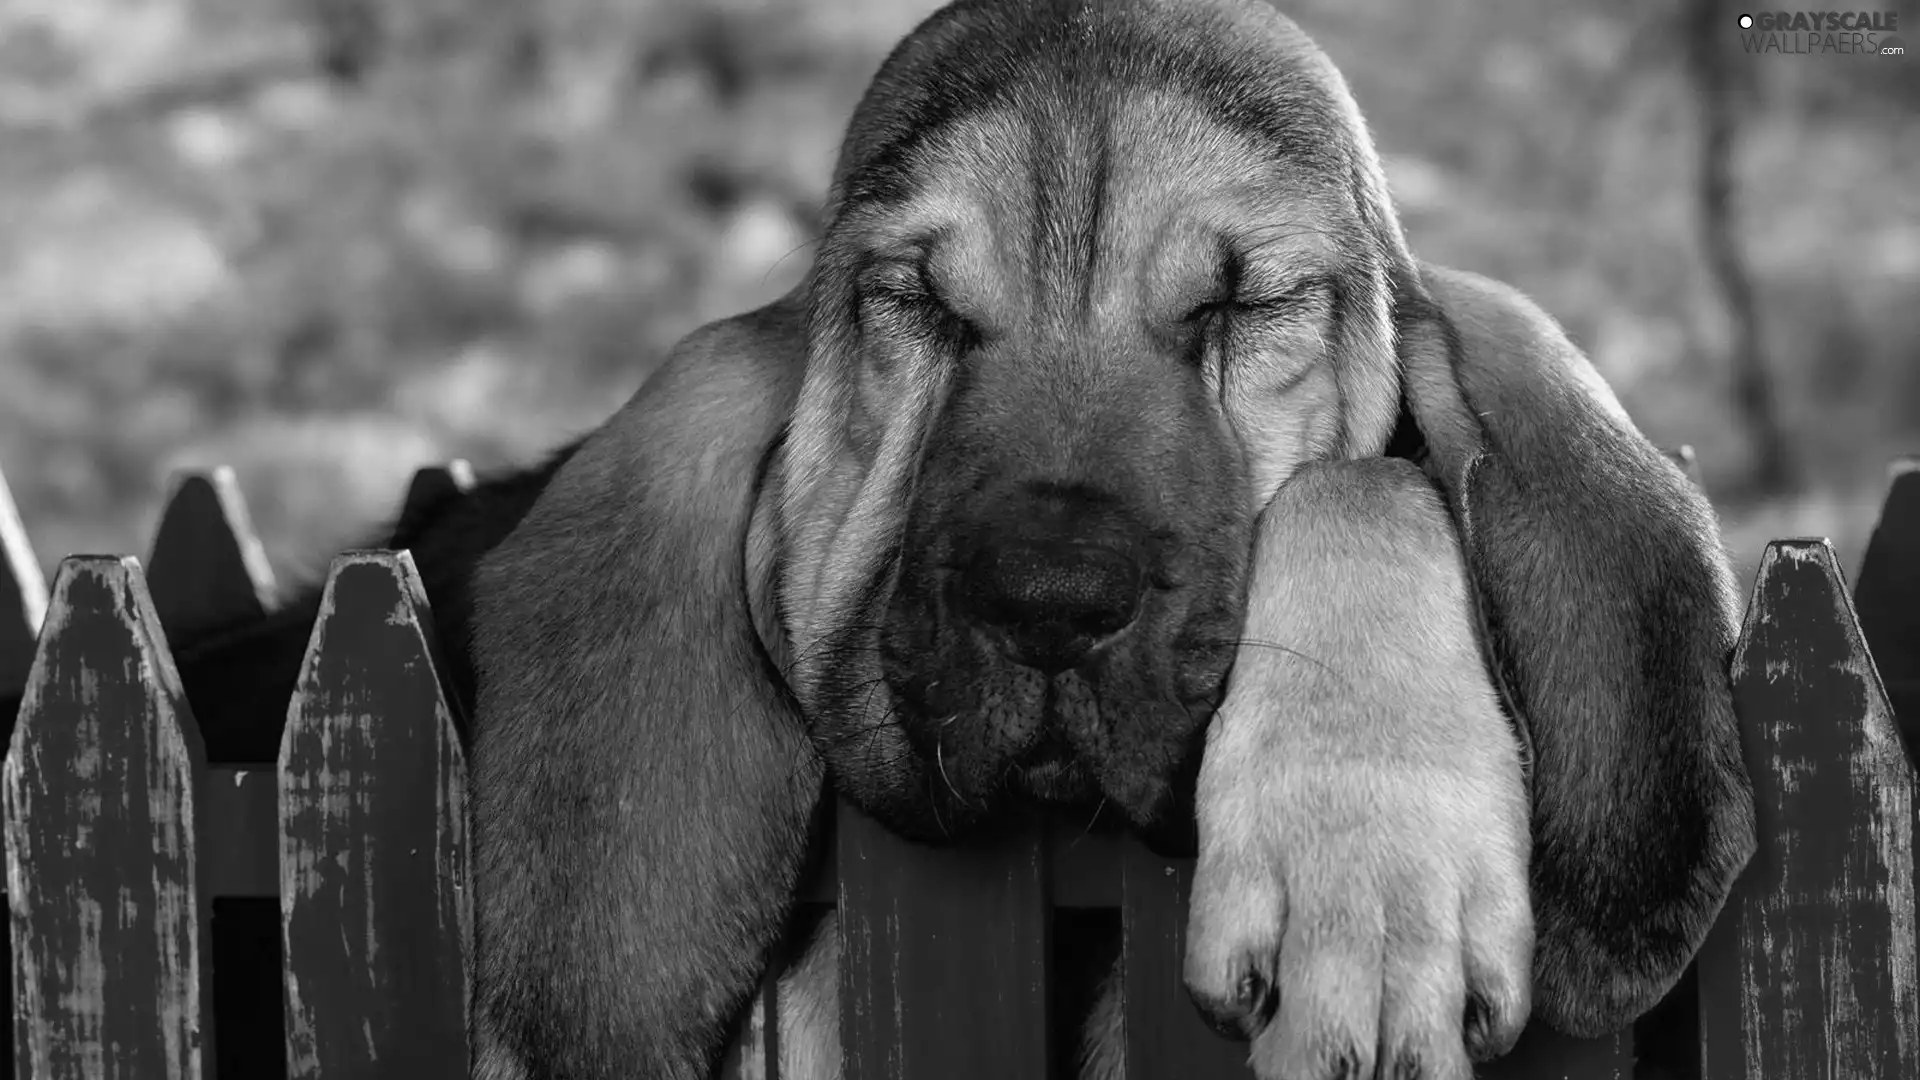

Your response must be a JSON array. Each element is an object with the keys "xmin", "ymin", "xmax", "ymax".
[
  {"xmin": 836, "ymin": 801, "xmax": 1051, "ymax": 1079},
  {"xmin": 1698, "ymin": 539, "xmax": 1919, "ymax": 1080},
  {"xmin": 1855, "ymin": 457, "xmax": 1920, "ymax": 756},
  {"xmin": 0, "ymin": 469, "xmax": 46, "ymax": 707},
  {"xmin": 393, "ymin": 460, "xmax": 476, "ymax": 548},
  {"xmin": 147, "ymin": 468, "xmax": 297, "ymax": 1079},
  {"xmin": 277, "ymin": 551, "xmax": 470, "ymax": 1079},
  {"xmin": 0, "ymin": 467, "xmax": 47, "ymax": 1079},
  {"xmin": 146, "ymin": 468, "xmax": 277, "ymax": 640},
  {"xmin": 1117, "ymin": 844, "xmax": 1250, "ymax": 1077},
  {"xmin": 0, "ymin": 442, "xmax": 1917, "ymax": 1078},
  {"xmin": 4, "ymin": 556, "xmax": 210, "ymax": 1080}
]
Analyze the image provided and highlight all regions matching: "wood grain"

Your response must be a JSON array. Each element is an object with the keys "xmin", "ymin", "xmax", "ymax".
[
  {"xmin": 4, "ymin": 556, "xmax": 210, "ymax": 1080},
  {"xmin": 278, "ymin": 551, "xmax": 471, "ymax": 1079},
  {"xmin": 1118, "ymin": 844, "xmax": 1251, "ymax": 1078},
  {"xmin": 1699, "ymin": 539, "xmax": 1919, "ymax": 1080},
  {"xmin": 837, "ymin": 801, "xmax": 1051, "ymax": 1080}
]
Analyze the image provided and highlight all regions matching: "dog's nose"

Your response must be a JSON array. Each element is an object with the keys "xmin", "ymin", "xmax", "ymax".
[{"xmin": 953, "ymin": 539, "xmax": 1146, "ymax": 673}]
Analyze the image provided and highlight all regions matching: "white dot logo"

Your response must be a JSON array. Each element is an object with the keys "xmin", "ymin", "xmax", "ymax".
[{"xmin": 1738, "ymin": 14, "xmax": 1754, "ymax": 28}]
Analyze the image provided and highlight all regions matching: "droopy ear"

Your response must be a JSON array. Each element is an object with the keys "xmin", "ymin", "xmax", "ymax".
[
  {"xmin": 465, "ymin": 295, "xmax": 825, "ymax": 1080},
  {"xmin": 1394, "ymin": 261, "xmax": 1757, "ymax": 1037}
]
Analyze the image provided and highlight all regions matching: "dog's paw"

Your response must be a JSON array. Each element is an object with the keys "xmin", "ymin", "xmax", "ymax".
[
  {"xmin": 1185, "ymin": 751, "xmax": 1532, "ymax": 1078},
  {"xmin": 1183, "ymin": 459, "xmax": 1534, "ymax": 1079}
]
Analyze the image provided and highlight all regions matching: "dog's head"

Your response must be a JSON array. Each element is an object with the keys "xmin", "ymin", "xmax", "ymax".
[{"xmin": 772, "ymin": 0, "xmax": 1409, "ymax": 840}]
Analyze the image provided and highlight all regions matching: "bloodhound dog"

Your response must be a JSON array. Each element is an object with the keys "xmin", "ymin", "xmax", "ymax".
[
  {"xmin": 458, "ymin": 2, "xmax": 1753, "ymax": 1076},
  {"xmin": 0, "ymin": 1, "xmax": 1756, "ymax": 1078}
]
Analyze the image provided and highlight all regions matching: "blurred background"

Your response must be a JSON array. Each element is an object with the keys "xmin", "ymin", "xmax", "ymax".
[{"xmin": 0, "ymin": 0, "xmax": 1915, "ymax": 590}]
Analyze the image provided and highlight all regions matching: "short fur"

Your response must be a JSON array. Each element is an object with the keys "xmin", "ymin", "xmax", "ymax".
[
  {"xmin": 1, "ymin": 1, "xmax": 1757, "ymax": 1076},
  {"xmin": 1185, "ymin": 458, "xmax": 1533, "ymax": 1080}
]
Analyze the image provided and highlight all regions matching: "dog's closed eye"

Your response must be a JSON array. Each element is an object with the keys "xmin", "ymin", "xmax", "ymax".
[{"xmin": 859, "ymin": 256, "xmax": 985, "ymax": 350}]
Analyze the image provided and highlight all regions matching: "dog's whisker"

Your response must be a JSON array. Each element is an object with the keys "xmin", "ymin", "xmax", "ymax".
[
  {"xmin": 933, "ymin": 738, "xmax": 982, "ymax": 811},
  {"xmin": 1224, "ymin": 637, "xmax": 1348, "ymax": 683}
]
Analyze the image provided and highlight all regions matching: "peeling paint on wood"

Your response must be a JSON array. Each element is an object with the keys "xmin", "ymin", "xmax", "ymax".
[
  {"xmin": 0, "ymin": 470, "xmax": 47, "ymax": 1079},
  {"xmin": 277, "ymin": 551, "xmax": 471, "ymax": 1079},
  {"xmin": 143, "ymin": 467, "xmax": 292, "ymax": 1080},
  {"xmin": 2, "ymin": 450, "xmax": 1918, "ymax": 1079},
  {"xmin": 0, "ymin": 470, "xmax": 47, "ymax": 1072},
  {"xmin": 1118, "ymin": 845, "xmax": 1250, "ymax": 1077},
  {"xmin": 836, "ymin": 800, "xmax": 1050, "ymax": 1080},
  {"xmin": 146, "ymin": 469, "xmax": 277, "ymax": 641},
  {"xmin": 1699, "ymin": 539, "xmax": 1919, "ymax": 1080},
  {"xmin": 4, "ymin": 556, "xmax": 210, "ymax": 1080}
]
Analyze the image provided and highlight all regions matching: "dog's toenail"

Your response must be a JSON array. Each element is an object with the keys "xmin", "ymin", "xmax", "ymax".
[
  {"xmin": 1463, "ymin": 990, "xmax": 1495, "ymax": 1059},
  {"xmin": 1186, "ymin": 962, "xmax": 1277, "ymax": 1042}
]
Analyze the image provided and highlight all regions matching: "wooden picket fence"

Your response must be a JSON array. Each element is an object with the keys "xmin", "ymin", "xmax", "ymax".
[{"xmin": 0, "ymin": 449, "xmax": 1915, "ymax": 1080}]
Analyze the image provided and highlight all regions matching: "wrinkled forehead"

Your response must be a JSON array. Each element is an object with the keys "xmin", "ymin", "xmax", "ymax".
[
  {"xmin": 826, "ymin": 1, "xmax": 1375, "ymax": 274},
  {"xmin": 834, "ymin": 1, "xmax": 1360, "ymax": 200},
  {"xmin": 839, "ymin": 94, "xmax": 1357, "ymax": 269}
]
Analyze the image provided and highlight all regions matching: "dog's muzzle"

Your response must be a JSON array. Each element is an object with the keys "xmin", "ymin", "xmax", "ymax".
[
  {"xmin": 946, "ymin": 483, "xmax": 1150, "ymax": 674},
  {"xmin": 952, "ymin": 537, "xmax": 1146, "ymax": 673}
]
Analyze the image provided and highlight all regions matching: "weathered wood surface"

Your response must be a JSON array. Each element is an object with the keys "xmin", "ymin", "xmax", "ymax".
[
  {"xmin": 1855, "ymin": 457, "xmax": 1920, "ymax": 759},
  {"xmin": 0, "ymin": 468, "xmax": 32, "ymax": 1080},
  {"xmin": 837, "ymin": 801, "xmax": 1051, "ymax": 1080},
  {"xmin": 1119, "ymin": 844, "xmax": 1251, "ymax": 1077},
  {"xmin": 143, "ymin": 467, "xmax": 293, "ymax": 1079},
  {"xmin": 0, "ymin": 443, "xmax": 1914, "ymax": 1079},
  {"xmin": 1698, "ymin": 539, "xmax": 1919, "ymax": 1080},
  {"xmin": 278, "ymin": 551, "xmax": 471, "ymax": 1079},
  {"xmin": 4, "ymin": 557, "xmax": 210, "ymax": 1080},
  {"xmin": 146, "ymin": 467, "xmax": 277, "ymax": 641}
]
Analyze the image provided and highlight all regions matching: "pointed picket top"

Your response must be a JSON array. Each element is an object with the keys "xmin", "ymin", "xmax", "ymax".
[
  {"xmin": 1700, "ymin": 538, "xmax": 1918, "ymax": 1080},
  {"xmin": 5, "ymin": 556, "xmax": 209, "ymax": 1080},
  {"xmin": 392, "ymin": 459, "xmax": 476, "ymax": 546},
  {"xmin": 0, "ymin": 466, "xmax": 48, "ymax": 701},
  {"xmin": 147, "ymin": 466, "xmax": 276, "ymax": 640},
  {"xmin": 278, "ymin": 550, "xmax": 469, "ymax": 1078}
]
